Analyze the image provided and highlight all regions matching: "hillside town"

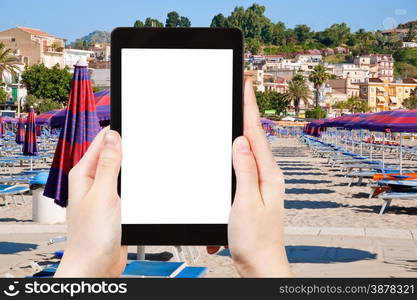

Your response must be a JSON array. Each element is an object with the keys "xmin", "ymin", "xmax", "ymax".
[
  {"xmin": 0, "ymin": 19, "xmax": 416, "ymax": 119},
  {"xmin": 245, "ymin": 49, "xmax": 417, "ymax": 117},
  {"xmin": 0, "ymin": 26, "xmax": 110, "ymax": 115}
]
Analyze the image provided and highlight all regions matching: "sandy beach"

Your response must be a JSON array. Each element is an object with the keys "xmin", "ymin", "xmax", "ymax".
[{"xmin": 1, "ymin": 137, "xmax": 417, "ymax": 277}]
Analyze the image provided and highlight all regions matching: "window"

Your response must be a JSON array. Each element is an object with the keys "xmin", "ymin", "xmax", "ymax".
[{"xmin": 11, "ymin": 38, "xmax": 15, "ymax": 42}]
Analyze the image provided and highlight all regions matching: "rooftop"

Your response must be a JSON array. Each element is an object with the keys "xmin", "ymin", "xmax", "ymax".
[{"xmin": 17, "ymin": 26, "xmax": 53, "ymax": 37}]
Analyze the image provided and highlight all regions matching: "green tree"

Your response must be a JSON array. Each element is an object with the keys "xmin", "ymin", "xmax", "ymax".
[
  {"xmin": 165, "ymin": 11, "xmax": 180, "ymax": 27},
  {"xmin": 21, "ymin": 64, "xmax": 72, "ymax": 104},
  {"xmin": 0, "ymin": 88, "xmax": 7, "ymax": 104},
  {"xmin": 179, "ymin": 16, "xmax": 191, "ymax": 27},
  {"xmin": 404, "ymin": 24, "xmax": 417, "ymax": 42},
  {"xmin": 245, "ymin": 38, "xmax": 261, "ymax": 54},
  {"xmin": 335, "ymin": 96, "xmax": 370, "ymax": 113},
  {"xmin": 36, "ymin": 98, "xmax": 63, "ymax": 113},
  {"xmin": 210, "ymin": 13, "xmax": 227, "ymax": 28},
  {"xmin": 284, "ymin": 74, "xmax": 312, "ymax": 118},
  {"xmin": 402, "ymin": 95, "xmax": 417, "ymax": 109},
  {"xmin": 23, "ymin": 95, "xmax": 62, "ymax": 113},
  {"xmin": 294, "ymin": 24, "xmax": 312, "ymax": 44},
  {"xmin": 0, "ymin": 43, "xmax": 20, "ymax": 82},
  {"xmin": 394, "ymin": 62, "xmax": 417, "ymax": 79},
  {"xmin": 394, "ymin": 48, "xmax": 417, "ymax": 68},
  {"xmin": 333, "ymin": 100, "xmax": 348, "ymax": 114},
  {"xmin": 308, "ymin": 64, "xmax": 330, "ymax": 107},
  {"xmin": 144, "ymin": 18, "xmax": 164, "ymax": 27},
  {"xmin": 271, "ymin": 22, "xmax": 286, "ymax": 45},
  {"xmin": 133, "ymin": 20, "xmax": 144, "ymax": 28},
  {"xmin": 317, "ymin": 23, "xmax": 351, "ymax": 47},
  {"xmin": 255, "ymin": 90, "xmax": 288, "ymax": 117},
  {"xmin": 305, "ymin": 106, "xmax": 327, "ymax": 119}
]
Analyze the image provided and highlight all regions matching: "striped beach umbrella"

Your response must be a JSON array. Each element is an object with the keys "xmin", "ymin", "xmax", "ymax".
[
  {"xmin": 22, "ymin": 107, "xmax": 38, "ymax": 156},
  {"xmin": 36, "ymin": 109, "xmax": 61, "ymax": 126},
  {"xmin": 44, "ymin": 63, "xmax": 101, "ymax": 207},
  {"xmin": 0, "ymin": 116, "xmax": 4, "ymax": 138},
  {"xmin": 16, "ymin": 116, "xmax": 26, "ymax": 144},
  {"xmin": 48, "ymin": 90, "xmax": 110, "ymax": 128},
  {"xmin": 94, "ymin": 89, "xmax": 110, "ymax": 122}
]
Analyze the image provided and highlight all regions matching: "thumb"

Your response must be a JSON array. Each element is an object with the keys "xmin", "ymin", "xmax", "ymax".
[
  {"xmin": 233, "ymin": 136, "xmax": 260, "ymax": 199},
  {"xmin": 93, "ymin": 130, "xmax": 122, "ymax": 192}
]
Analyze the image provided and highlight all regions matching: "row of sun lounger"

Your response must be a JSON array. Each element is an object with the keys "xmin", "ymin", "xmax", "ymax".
[{"xmin": 301, "ymin": 135, "xmax": 417, "ymax": 215}]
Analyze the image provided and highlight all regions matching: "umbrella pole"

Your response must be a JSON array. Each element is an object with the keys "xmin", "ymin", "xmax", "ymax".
[
  {"xmin": 137, "ymin": 246, "xmax": 145, "ymax": 260},
  {"xmin": 382, "ymin": 133, "xmax": 385, "ymax": 169},
  {"xmin": 400, "ymin": 133, "xmax": 403, "ymax": 175},
  {"xmin": 370, "ymin": 132, "xmax": 373, "ymax": 161},
  {"xmin": 360, "ymin": 129, "xmax": 363, "ymax": 156}
]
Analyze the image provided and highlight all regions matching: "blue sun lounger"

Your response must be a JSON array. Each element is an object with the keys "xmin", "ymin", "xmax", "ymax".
[
  {"xmin": 0, "ymin": 185, "xmax": 29, "ymax": 208},
  {"xmin": 32, "ymin": 261, "xmax": 208, "ymax": 278}
]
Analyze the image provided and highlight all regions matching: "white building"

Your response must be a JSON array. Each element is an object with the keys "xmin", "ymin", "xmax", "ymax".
[
  {"xmin": 326, "ymin": 63, "xmax": 369, "ymax": 83},
  {"xmin": 64, "ymin": 49, "xmax": 95, "ymax": 71},
  {"xmin": 403, "ymin": 42, "xmax": 417, "ymax": 48}
]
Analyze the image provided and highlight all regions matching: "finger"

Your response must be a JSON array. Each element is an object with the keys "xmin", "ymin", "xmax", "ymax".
[
  {"xmin": 73, "ymin": 127, "xmax": 109, "ymax": 179},
  {"xmin": 91, "ymin": 130, "xmax": 122, "ymax": 196},
  {"xmin": 68, "ymin": 128, "xmax": 109, "ymax": 203},
  {"xmin": 243, "ymin": 79, "xmax": 284, "ymax": 195},
  {"xmin": 232, "ymin": 136, "xmax": 260, "ymax": 200},
  {"xmin": 243, "ymin": 78, "xmax": 277, "ymax": 175}
]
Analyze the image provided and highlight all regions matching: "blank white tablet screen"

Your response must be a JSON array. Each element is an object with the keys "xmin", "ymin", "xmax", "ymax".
[{"xmin": 121, "ymin": 49, "xmax": 233, "ymax": 224}]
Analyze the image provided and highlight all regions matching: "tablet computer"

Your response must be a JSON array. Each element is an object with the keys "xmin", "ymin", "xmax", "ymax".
[{"xmin": 111, "ymin": 27, "xmax": 243, "ymax": 245}]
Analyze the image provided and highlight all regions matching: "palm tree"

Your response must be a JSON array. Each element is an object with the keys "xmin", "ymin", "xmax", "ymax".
[
  {"xmin": 284, "ymin": 75, "xmax": 311, "ymax": 118},
  {"xmin": 0, "ymin": 43, "xmax": 19, "ymax": 83},
  {"xmin": 309, "ymin": 64, "xmax": 330, "ymax": 108}
]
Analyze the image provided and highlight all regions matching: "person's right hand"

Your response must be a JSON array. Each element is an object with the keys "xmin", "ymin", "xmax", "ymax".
[{"xmin": 228, "ymin": 78, "xmax": 293, "ymax": 277}]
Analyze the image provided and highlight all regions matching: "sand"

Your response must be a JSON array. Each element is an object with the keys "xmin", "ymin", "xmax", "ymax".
[{"xmin": 1, "ymin": 136, "xmax": 416, "ymax": 277}]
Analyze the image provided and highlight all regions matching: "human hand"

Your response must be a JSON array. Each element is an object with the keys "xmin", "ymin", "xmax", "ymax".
[
  {"xmin": 228, "ymin": 78, "xmax": 292, "ymax": 277},
  {"xmin": 54, "ymin": 128, "xmax": 127, "ymax": 277}
]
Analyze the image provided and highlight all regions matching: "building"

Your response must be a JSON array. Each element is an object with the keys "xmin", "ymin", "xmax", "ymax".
[
  {"xmin": 326, "ymin": 63, "xmax": 369, "ymax": 83},
  {"xmin": 64, "ymin": 48, "xmax": 95, "ymax": 71},
  {"xmin": 403, "ymin": 42, "xmax": 417, "ymax": 48},
  {"xmin": 359, "ymin": 78, "xmax": 417, "ymax": 111},
  {"xmin": 91, "ymin": 43, "xmax": 111, "ymax": 61},
  {"xmin": 264, "ymin": 77, "xmax": 288, "ymax": 94},
  {"xmin": 90, "ymin": 68, "xmax": 110, "ymax": 89},
  {"xmin": 354, "ymin": 54, "xmax": 394, "ymax": 82},
  {"xmin": 0, "ymin": 26, "xmax": 65, "ymax": 68}
]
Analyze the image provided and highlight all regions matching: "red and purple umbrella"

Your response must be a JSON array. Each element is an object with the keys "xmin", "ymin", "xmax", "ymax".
[
  {"xmin": 94, "ymin": 89, "xmax": 110, "ymax": 122},
  {"xmin": 0, "ymin": 116, "xmax": 4, "ymax": 138},
  {"xmin": 36, "ymin": 109, "xmax": 61, "ymax": 126},
  {"xmin": 44, "ymin": 64, "xmax": 101, "ymax": 207},
  {"xmin": 45, "ymin": 90, "xmax": 110, "ymax": 128},
  {"xmin": 15, "ymin": 116, "xmax": 26, "ymax": 144},
  {"xmin": 22, "ymin": 107, "xmax": 38, "ymax": 156}
]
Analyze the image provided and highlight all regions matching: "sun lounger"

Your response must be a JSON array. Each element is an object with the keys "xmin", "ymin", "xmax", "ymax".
[
  {"xmin": 378, "ymin": 191, "xmax": 417, "ymax": 215},
  {"xmin": 0, "ymin": 185, "xmax": 29, "ymax": 208},
  {"xmin": 31, "ymin": 261, "xmax": 207, "ymax": 278}
]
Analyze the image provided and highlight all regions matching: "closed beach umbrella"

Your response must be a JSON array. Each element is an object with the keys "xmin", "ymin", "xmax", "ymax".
[
  {"xmin": 44, "ymin": 61, "xmax": 101, "ymax": 207},
  {"xmin": 0, "ymin": 116, "xmax": 3, "ymax": 138},
  {"xmin": 16, "ymin": 116, "xmax": 26, "ymax": 144},
  {"xmin": 23, "ymin": 107, "xmax": 38, "ymax": 170}
]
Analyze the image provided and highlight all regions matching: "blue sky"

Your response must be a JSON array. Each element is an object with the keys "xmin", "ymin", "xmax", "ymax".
[{"xmin": 2, "ymin": 0, "xmax": 416, "ymax": 42}]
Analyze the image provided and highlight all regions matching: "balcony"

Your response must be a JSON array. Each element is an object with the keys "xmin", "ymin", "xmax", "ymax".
[{"xmin": 43, "ymin": 46, "xmax": 64, "ymax": 54}]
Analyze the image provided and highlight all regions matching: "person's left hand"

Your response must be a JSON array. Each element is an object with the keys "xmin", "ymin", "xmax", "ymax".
[{"xmin": 55, "ymin": 128, "xmax": 127, "ymax": 277}]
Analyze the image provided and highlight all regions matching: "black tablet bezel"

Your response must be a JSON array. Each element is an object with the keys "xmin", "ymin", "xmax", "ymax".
[{"xmin": 111, "ymin": 27, "xmax": 243, "ymax": 245}]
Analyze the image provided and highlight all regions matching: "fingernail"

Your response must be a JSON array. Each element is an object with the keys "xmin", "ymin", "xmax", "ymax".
[
  {"xmin": 104, "ymin": 130, "xmax": 118, "ymax": 148},
  {"xmin": 237, "ymin": 137, "xmax": 250, "ymax": 153}
]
